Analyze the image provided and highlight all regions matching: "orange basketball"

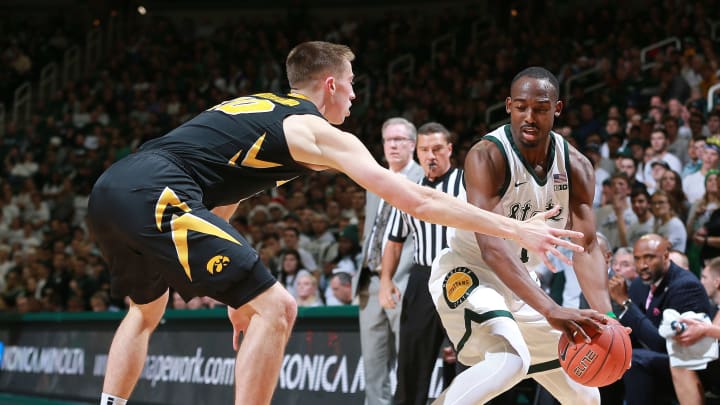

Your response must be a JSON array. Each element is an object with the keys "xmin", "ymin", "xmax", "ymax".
[{"xmin": 557, "ymin": 321, "xmax": 632, "ymax": 387}]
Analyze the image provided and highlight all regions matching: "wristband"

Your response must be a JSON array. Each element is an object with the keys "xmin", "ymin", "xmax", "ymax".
[{"xmin": 606, "ymin": 311, "xmax": 617, "ymax": 319}]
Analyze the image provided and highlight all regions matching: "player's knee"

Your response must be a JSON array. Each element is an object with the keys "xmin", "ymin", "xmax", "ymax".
[{"xmin": 269, "ymin": 287, "xmax": 297, "ymax": 332}]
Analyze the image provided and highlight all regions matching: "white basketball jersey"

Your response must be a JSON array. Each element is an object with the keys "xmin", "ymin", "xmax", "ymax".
[{"xmin": 449, "ymin": 125, "xmax": 571, "ymax": 269}]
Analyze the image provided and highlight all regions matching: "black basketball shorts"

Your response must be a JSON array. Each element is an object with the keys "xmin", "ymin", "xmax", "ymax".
[{"xmin": 86, "ymin": 151, "xmax": 276, "ymax": 308}]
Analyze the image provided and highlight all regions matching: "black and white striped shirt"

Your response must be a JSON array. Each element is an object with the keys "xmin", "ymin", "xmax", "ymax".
[{"xmin": 387, "ymin": 167, "xmax": 466, "ymax": 266}]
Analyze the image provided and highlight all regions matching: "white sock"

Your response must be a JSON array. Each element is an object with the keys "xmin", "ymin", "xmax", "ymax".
[{"xmin": 100, "ymin": 393, "xmax": 128, "ymax": 405}]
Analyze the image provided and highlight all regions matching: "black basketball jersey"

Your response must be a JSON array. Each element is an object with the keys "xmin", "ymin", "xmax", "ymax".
[{"xmin": 139, "ymin": 93, "xmax": 324, "ymax": 208}]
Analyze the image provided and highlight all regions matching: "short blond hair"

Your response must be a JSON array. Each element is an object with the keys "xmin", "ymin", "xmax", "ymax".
[{"xmin": 286, "ymin": 41, "xmax": 354, "ymax": 88}]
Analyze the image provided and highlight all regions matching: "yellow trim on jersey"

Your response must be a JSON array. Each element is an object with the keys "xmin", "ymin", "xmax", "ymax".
[
  {"xmin": 241, "ymin": 133, "xmax": 282, "ymax": 168},
  {"xmin": 155, "ymin": 187, "xmax": 191, "ymax": 231},
  {"xmin": 170, "ymin": 213, "xmax": 242, "ymax": 281}
]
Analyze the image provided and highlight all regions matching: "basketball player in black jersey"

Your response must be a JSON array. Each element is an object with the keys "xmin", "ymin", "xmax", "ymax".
[{"xmin": 90, "ymin": 42, "xmax": 594, "ymax": 405}]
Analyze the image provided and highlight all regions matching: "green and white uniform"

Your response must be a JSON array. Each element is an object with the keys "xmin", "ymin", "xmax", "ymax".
[{"xmin": 429, "ymin": 125, "xmax": 598, "ymax": 405}]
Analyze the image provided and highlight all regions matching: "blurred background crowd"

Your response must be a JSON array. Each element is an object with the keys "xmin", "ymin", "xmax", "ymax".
[{"xmin": 0, "ymin": 0, "xmax": 719, "ymax": 315}]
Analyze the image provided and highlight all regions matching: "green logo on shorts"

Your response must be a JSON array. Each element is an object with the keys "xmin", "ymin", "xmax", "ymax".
[{"xmin": 442, "ymin": 267, "xmax": 478, "ymax": 309}]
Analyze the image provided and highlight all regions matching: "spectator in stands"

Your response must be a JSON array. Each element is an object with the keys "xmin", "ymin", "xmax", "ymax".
[
  {"xmin": 665, "ymin": 116, "xmax": 690, "ymax": 167},
  {"xmin": 687, "ymin": 170, "xmax": 720, "ymax": 272},
  {"xmin": 596, "ymin": 173, "xmax": 637, "ymax": 249},
  {"xmin": 694, "ymin": 198, "xmax": 720, "ymax": 265},
  {"xmin": 651, "ymin": 190, "xmax": 687, "ymax": 252},
  {"xmin": 658, "ymin": 170, "xmax": 689, "ymax": 221},
  {"xmin": 684, "ymin": 135, "xmax": 720, "ymax": 204},
  {"xmin": 281, "ymin": 227, "xmax": 318, "ymax": 274},
  {"xmin": 295, "ymin": 270, "xmax": 323, "ymax": 308},
  {"xmin": 306, "ymin": 212, "xmax": 336, "ymax": 268},
  {"xmin": 277, "ymin": 249, "xmax": 306, "ymax": 298},
  {"xmin": 681, "ymin": 137, "xmax": 706, "ymax": 178},
  {"xmin": 90, "ymin": 291, "xmax": 116, "ymax": 312},
  {"xmin": 327, "ymin": 271, "xmax": 353, "ymax": 305},
  {"xmin": 643, "ymin": 128, "xmax": 682, "ymax": 192}
]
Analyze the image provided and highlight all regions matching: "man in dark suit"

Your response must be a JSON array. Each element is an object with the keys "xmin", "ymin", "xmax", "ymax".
[
  {"xmin": 609, "ymin": 234, "xmax": 713, "ymax": 405},
  {"xmin": 352, "ymin": 117, "xmax": 424, "ymax": 405}
]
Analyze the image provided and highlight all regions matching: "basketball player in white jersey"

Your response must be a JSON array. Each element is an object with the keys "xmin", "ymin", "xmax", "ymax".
[{"xmin": 429, "ymin": 67, "xmax": 622, "ymax": 404}]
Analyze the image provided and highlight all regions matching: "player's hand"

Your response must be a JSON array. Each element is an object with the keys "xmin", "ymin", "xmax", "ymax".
[
  {"xmin": 227, "ymin": 306, "xmax": 251, "ymax": 351},
  {"xmin": 673, "ymin": 318, "xmax": 709, "ymax": 346},
  {"xmin": 604, "ymin": 315, "xmax": 633, "ymax": 335},
  {"xmin": 379, "ymin": 278, "xmax": 401, "ymax": 309},
  {"xmin": 546, "ymin": 306, "xmax": 605, "ymax": 344},
  {"xmin": 518, "ymin": 206, "xmax": 584, "ymax": 271}
]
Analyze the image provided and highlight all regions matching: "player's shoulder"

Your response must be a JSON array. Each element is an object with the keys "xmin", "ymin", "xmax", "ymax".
[{"xmin": 562, "ymin": 137, "xmax": 593, "ymax": 174}]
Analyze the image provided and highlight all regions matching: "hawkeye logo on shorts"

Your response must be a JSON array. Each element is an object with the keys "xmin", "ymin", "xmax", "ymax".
[
  {"xmin": 206, "ymin": 255, "xmax": 230, "ymax": 275},
  {"xmin": 155, "ymin": 187, "xmax": 242, "ymax": 282},
  {"xmin": 443, "ymin": 267, "xmax": 479, "ymax": 309}
]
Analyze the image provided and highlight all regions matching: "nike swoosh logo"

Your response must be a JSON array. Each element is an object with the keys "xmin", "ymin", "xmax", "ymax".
[
  {"xmin": 514, "ymin": 181, "xmax": 527, "ymax": 187},
  {"xmin": 559, "ymin": 340, "xmax": 570, "ymax": 361}
]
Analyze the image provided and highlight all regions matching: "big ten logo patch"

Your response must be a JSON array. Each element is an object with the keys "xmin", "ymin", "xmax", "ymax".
[
  {"xmin": 442, "ymin": 267, "xmax": 479, "ymax": 309},
  {"xmin": 206, "ymin": 255, "xmax": 230, "ymax": 275}
]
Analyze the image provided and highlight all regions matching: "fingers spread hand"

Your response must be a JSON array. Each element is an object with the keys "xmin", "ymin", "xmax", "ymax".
[
  {"xmin": 552, "ymin": 235, "xmax": 584, "ymax": 252},
  {"xmin": 542, "ymin": 255, "xmax": 558, "ymax": 273},
  {"xmin": 552, "ymin": 228, "xmax": 585, "ymax": 242}
]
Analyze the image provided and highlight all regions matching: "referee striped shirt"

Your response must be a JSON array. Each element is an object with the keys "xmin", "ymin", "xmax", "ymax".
[{"xmin": 387, "ymin": 167, "xmax": 466, "ymax": 266}]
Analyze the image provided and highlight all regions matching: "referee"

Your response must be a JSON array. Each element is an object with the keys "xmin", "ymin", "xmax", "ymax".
[{"xmin": 379, "ymin": 122, "xmax": 465, "ymax": 405}]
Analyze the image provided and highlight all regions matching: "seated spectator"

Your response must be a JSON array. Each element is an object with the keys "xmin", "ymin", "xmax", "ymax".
[
  {"xmin": 277, "ymin": 249, "xmax": 306, "ymax": 298},
  {"xmin": 612, "ymin": 247, "xmax": 638, "ymax": 282},
  {"xmin": 692, "ymin": 200, "xmax": 720, "ymax": 266},
  {"xmin": 686, "ymin": 170, "xmax": 719, "ymax": 274},
  {"xmin": 596, "ymin": 174, "xmax": 637, "ymax": 249},
  {"xmin": 608, "ymin": 234, "xmax": 713, "ymax": 405},
  {"xmin": 681, "ymin": 137, "xmax": 706, "ymax": 178},
  {"xmin": 683, "ymin": 136, "xmax": 720, "ymax": 204},
  {"xmin": 642, "ymin": 128, "xmax": 683, "ymax": 192},
  {"xmin": 651, "ymin": 191, "xmax": 687, "ymax": 252},
  {"xmin": 15, "ymin": 293, "xmax": 42, "ymax": 314},
  {"xmin": 327, "ymin": 271, "xmax": 353, "ymax": 306},
  {"xmin": 658, "ymin": 170, "xmax": 689, "ymax": 221},
  {"xmin": 281, "ymin": 227, "xmax": 318, "ymax": 274},
  {"xmin": 294, "ymin": 270, "xmax": 323, "ymax": 308},
  {"xmin": 89, "ymin": 291, "xmax": 118, "ymax": 312}
]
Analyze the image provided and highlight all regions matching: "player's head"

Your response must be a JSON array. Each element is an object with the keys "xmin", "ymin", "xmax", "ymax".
[
  {"xmin": 416, "ymin": 122, "xmax": 453, "ymax": 181},
  {"xmin": 381, "ymin": 117, "xmax": 417, "ymax": 171},
  {"xmin": 506, "ymin": 67, "xmax": 562, "ymax": 148},
  {"xmin": 286, "ymin": 41, "xmax": 356, "ymax": 125},
  {"xmin": 633, "ymin": 234, "xmax": 670, "ymax": 285}
]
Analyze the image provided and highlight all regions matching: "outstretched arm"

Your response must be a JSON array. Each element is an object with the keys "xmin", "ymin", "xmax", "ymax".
[
  {"xmin": 284, "ymin": 114, "xmax": 584, "ymax": 260},
  {"xmin": 568, "ymin": 146, "xmax": 613, "ymax": 314}
]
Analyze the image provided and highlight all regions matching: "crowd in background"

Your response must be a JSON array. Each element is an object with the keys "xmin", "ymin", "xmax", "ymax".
[{"xmin": 0, "ymin": 0, "xmax": 720, "ymax": 314}]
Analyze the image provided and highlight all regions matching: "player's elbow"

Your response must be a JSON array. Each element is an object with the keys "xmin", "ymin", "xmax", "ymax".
[
  {"xmin": 402, "ymin": 188, "xmax": 439, "ymax": 220},
  {"xmin": 479, "ymin": 242, "xmax": 506, "ymax": 264}
]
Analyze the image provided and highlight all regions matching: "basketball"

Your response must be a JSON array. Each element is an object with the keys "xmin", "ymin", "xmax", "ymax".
[{"xmin": 557, "ymin": 321, "xmax": 632, "ymax": 387}]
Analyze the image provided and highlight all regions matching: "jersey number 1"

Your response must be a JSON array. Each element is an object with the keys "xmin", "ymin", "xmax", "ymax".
[{"xmin": 520, "ymin": 248, "xmax": 529, "ymax": 263}]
